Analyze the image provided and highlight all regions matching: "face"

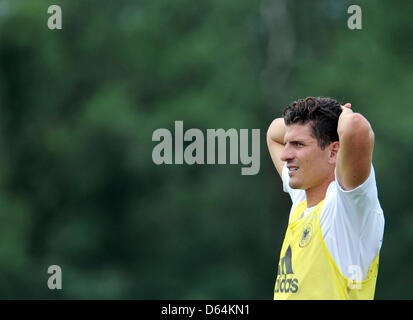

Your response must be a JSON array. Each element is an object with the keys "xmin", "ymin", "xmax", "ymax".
[{"xmin": 281, "ymin": 122, "xmax": 337, "ymax": 190}]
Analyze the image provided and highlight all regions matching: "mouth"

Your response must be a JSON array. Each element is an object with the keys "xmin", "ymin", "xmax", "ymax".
[{"xmin": 287, "ymin": 166, "xmax": 299, "ymax": 176}]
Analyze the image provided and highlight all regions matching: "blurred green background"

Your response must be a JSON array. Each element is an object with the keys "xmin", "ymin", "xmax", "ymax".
[{"xmin": 0, "ymin": 0, "xmax": 411, "ymax": 299}]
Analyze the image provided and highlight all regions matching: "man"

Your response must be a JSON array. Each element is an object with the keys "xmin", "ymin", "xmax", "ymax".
[{"xmin": 267, "ymin": 97, "xmax": 384, "ymax": 299}]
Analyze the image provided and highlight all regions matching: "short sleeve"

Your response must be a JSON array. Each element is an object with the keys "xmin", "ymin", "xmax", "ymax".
[
  {"xmin": 321, "ymin": 164, "xmax": 385, "ymax": 280},
  {"xmin": 334, "ymin": 164, "xmax": 384, "ymax": 233}
]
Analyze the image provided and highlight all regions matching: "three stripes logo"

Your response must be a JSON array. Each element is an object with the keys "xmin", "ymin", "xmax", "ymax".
[{"xmin": 274, "ymin": 245, "xmax": 299, "ymax": 294}]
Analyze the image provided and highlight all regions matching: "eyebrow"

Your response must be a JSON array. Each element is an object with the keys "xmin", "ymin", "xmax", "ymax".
[{"xmin": 283, "ymin": 139, "xmax": 306, "ymax": 145}]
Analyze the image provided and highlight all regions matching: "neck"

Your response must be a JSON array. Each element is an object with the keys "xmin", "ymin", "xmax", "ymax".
[{"xmin": 305, "ymin": 175, "xmax": 335, "ymax": 207}]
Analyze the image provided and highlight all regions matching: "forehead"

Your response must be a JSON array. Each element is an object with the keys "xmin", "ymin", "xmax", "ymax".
[{"xmin": 284, "ymin": 123, "xmax": 315, "ymax": 142}]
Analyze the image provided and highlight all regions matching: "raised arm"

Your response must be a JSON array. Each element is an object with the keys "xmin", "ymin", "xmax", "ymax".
[
  {"xmin": 336, "ymin": 104, "xmax": 375, "ymax": 190},
  {"xmin": 266, "ymin": 117, "xmax": 287, "ymax": 178}
]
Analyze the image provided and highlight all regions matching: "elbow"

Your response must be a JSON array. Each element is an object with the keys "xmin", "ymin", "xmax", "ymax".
[
  {"xmin": 266, "ymin": 121, "xmax": 273, "ymax": 138},
  {"xmin": 339, "ymin": 113, "xmax": 374, "ymax": 144},
  {"xmin": 267, "ymin": 117, "xmax": 284, "ymax": 139}
]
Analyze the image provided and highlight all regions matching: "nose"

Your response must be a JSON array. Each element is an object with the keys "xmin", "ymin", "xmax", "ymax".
[{"xmin": 280, "ymin": 144, "xmax": 295, "ymax": 162}]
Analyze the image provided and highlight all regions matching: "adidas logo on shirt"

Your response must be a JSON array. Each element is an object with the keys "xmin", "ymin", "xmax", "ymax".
[{"xmin": 274, "ymin": 245, "xmax": 299, "ymax": 294}]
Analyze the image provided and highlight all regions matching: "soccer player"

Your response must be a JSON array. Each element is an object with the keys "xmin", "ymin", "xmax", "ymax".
[{"xmin": 267, "ymin": 97, "xmax": 384, "ymax": 299}]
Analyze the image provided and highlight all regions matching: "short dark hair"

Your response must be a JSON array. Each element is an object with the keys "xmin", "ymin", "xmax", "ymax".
[{"xmin": 283, "ymin": 97, "xmax": 342, "ymax": 149}]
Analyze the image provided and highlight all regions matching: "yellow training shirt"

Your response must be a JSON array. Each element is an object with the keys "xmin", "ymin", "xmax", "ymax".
[{"xmin": 273, "ymin": 200, "xmax": 380, "ymax": 300}]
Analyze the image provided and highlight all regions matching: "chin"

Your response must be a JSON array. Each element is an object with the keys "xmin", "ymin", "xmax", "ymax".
[{"xmin": 289, "ymin": 181, "xmax": 303, "ymax": 190}]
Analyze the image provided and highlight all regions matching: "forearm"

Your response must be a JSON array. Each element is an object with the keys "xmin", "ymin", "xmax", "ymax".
[
  {"xmin": 267, "ymin": 117, "xmax": 286, "ymax": 177},
  {"xmin": 267, "ymin": 117, "xmax": 286, "ymax": 145}
]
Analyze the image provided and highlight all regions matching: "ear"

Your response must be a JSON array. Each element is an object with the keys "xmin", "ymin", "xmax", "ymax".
[{"xmin": 328, "ymin": 141, "xmax": 340, "ymax": 165}]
